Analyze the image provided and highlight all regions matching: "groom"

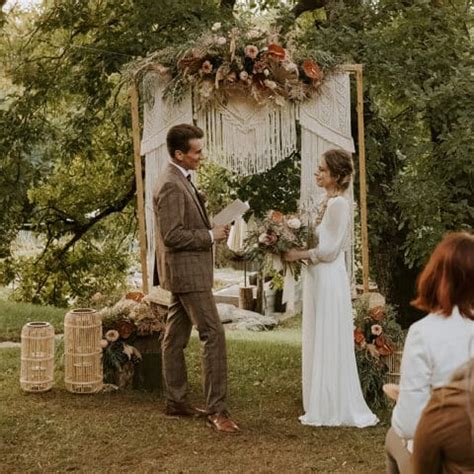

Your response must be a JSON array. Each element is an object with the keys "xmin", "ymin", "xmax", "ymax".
[{"xmin": 153, "ymin": 123, "xmax": 240, "ymax": 434}]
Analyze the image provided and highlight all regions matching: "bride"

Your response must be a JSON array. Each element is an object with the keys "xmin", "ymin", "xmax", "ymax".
[{"xmin": 285, "ymin": 149, "xmax": 378, "ymax": 428}]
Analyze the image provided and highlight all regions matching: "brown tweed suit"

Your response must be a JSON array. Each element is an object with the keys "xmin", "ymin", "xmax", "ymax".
[{"xmin": 153, "ymin": 163, "xmax": 227, "ymax": 414}]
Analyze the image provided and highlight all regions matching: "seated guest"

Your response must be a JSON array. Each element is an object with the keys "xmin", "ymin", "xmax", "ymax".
[
  {"xmin": 412, "ymin": 358, "xmax": 474, "ymax": 474},
  {"xmin": 385, "ymin": 232, "xmax": 474, "ymax": 474}
]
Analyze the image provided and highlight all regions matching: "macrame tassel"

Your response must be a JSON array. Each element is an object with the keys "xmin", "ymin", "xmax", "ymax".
[
  {"xmin": 195, "ymin": 95, "xmax": 297, "ymax": 176},
  {"xmin": 144, "ymin": 145, "xmax": 170, "ymax": 289}
]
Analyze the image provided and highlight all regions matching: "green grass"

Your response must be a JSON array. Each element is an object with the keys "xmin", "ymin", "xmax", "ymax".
[
  {"xmin": 0, "ymin": 324, "xmax": 390, "ymax": 473},
  {"xmin": 0, "ymin": 300, "xmax": 66, "ymax": 342}
]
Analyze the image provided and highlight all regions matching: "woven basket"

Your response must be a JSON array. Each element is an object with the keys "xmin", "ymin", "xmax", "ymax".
[
  {"xmin": 384, "ymin": 350, "xmax": 403, "ymax": 384},
  {"xmin": 64, "ymin": 308, "xmax": 103, "ymax": 394},
  {"xmin": 20, "ymin": 322, "xmax": 55, "ymax": 392}
]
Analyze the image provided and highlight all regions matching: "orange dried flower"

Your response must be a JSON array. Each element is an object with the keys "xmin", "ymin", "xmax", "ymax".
[
  {"xmin": 354, "ymin": 327, "xmax": 366, "ymax": 346},
  {"xmin": 303, "ymin": 60, "xmax": 322, "ymax": 81},
  {"xmin": 370, "ymin": 305, "xmax": 385, "ymax": 321},
  {"xmin": 125, "ymin": 291, "xmax": 144, "ymax": 302},
  {"xmin": 267, "ymin": 43, "xmax": 286, "ymax": 60},
  {"xmin": 269, "ymin": 210, "xmax": 284, "ymax": 224},
  {"xmin": 116, "ymin": 320, "xmax": 135, "ymax": 340}
]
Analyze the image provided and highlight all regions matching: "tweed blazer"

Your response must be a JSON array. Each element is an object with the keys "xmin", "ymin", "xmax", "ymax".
[{"xmin": 153, "ymin": 164, "xmax": 213, "ymax": 293}]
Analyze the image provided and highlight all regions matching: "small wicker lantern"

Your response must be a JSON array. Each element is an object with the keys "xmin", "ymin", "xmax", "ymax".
[
  {"xmin": 20, "ymin": 322, "xmax": 55, "ymax": 392},
  {"xmin": 385, "ymin": 350, "xmax": 403, "ymax": 384},
  {"xmin": 64, "ymin": 308, "xmax": 103, "ymax": 394}
]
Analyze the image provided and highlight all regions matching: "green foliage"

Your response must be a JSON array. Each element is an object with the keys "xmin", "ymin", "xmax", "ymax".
[
  {"xmin": 0, "ymin": 1, "xmax": 229, "ymax": 304},
  {"xmin": 198, "ymin": 151, "xmax": 301, "ymax": 219}
]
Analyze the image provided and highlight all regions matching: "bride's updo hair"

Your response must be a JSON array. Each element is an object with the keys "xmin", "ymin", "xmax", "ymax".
[{"xmin": 323, "ymin": 149, "xmax": 354, "ymax": 191}]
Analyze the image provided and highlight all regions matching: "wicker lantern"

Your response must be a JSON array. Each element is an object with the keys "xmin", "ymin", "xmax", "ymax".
[
  {"xmin": 20, "ymin": 322, "xmax": 55, "ymax": 392},
  {"xmin": 384, "ymin": 350, "xmax": 403, "ymax": 384},
  {"xmin": 64, "ymin": 308, "xmax": 103, "ymax": 393}
]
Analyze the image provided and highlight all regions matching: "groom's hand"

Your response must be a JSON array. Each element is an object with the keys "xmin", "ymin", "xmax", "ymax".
[{"xmin": 212, "ymin": 224, "xmax": 230, "ymax": 242}]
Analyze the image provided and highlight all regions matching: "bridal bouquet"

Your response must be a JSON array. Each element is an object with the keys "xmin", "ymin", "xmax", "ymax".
[{"xmin": 244, "ymin": 210, "xmax": 308, "ymax": 277}]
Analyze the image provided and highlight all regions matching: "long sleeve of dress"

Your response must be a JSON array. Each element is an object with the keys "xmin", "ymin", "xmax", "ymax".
[
  {"xmin": 391, "ymin": 325, "xmax": 432, "ymax": 440},
  {"xmin": 308, "ymin": 197, "xmax": 350, "ymax": 265}
]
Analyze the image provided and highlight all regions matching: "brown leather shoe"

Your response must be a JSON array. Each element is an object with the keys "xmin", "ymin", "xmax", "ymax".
[
  {"xmin": 207, "ymin": 412, "xmax": 240, "ymax": 434},
  {"xmin": 164, "ymin": 404, "xmax": 207, "ymax": 418}
]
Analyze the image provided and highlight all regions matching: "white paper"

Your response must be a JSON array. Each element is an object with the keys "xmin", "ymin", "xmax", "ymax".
[{"xmin": 213, "ymin": 199, "xmax": 250, "ymax": 226}]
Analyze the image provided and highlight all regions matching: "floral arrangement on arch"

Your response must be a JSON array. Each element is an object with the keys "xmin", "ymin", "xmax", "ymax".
[
  {"xmin": 244, "ymin": 210, "xmax": 308, "ymax": 277},
  {"xmin": 98, "ymin": 291, "xmax": 166, "ymax": 386},
  {"xmin": 353, "ymin": 297, "xmax": 406, "ymax": 409},
  {"xmin": 129, "ymin": 20, "xmax": 338, "ymax": 106}
]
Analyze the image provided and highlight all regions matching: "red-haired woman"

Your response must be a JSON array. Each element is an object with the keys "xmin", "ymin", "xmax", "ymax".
[{"xmin": 385, "ymin": 232, "xmax": 474, "ymax": 474}]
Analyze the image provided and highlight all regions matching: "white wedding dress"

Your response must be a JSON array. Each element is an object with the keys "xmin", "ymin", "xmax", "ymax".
[{"xmin": 300, "ymin": 195, "xmax": 378, "ymax": 427}]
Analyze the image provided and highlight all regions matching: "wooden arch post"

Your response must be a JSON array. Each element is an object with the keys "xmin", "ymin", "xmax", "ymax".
[
  {"xmin": 342, "ymin": 64, "xmax": 370, "ymax": 293},
  {"xmin": 129, "ymin": 83, "xmax": 149, "ymax": 294}
]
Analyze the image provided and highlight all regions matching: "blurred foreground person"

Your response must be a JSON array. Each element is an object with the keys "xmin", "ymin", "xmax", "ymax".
[
  {"xmin": 413, "ymin": 358, "xmax": 474, "ymax": 474},
  {"xmin": 385, "ymin": 232, "xmax": 474, "ymax": 474}
]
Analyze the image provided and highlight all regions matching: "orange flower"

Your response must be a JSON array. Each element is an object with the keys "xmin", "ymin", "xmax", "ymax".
[
  {"xmin": 125, "ymin": 291, "xmax": 144, "ymax": 302},
  {"xmin": 354, "ymin": 327, "xmax": 366, "ymax": 346},
  {"xmin": 116, "ymin": 320, "xmax": 135, "ymax": 340},
  {"xmin": 370, "ymin": 305, "xmax": 385, "ymax": 321},
  {"xmin": 374, "ymin": 335, "xmax": 394, "ymax": 356},
  {"xmin": 267, "ymin": 43, "xmax": 286, "ymax": 60},
  {"xmin": 303, "ymin": 59, "xmax": 322, "ymax": 81},
  {"xmin": 269, "ymin": 210, "xmax": 284, "ymax": 224}
]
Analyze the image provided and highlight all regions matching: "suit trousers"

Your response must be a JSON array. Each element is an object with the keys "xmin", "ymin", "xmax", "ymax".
[{"xmin": 162, "ymin": 290, "xmax": 228, "ymax": 414}]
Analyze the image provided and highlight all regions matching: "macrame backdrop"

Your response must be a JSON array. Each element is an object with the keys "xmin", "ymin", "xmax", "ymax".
[
  {"xmin": 194, "ymin": 92, "xmax": 298, "ymax": 176},
  {"xmin": 141, "ymin": 71, "xmax": 355, "ymax": 290}
]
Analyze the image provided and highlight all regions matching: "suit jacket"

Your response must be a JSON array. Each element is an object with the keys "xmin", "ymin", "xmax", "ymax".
[{"xmin": 153, "ymin": 164, "xmax": 213, "ymax": 293}]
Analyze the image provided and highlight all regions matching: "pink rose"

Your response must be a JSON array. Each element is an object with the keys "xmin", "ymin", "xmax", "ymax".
[
  {"xmin": 245, "ymin": 45, "xmax": 258, "ymax": 59},
  {"xmin": 201, "ymin": 60, "xmax": 213, "ymax": 74}
]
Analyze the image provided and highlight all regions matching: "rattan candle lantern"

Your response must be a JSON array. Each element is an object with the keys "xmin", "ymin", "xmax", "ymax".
[
  {"xmin": 20, "ymin": 322, "xmax": 55, "ymax": 392},
  {"xmin": 64, "ymin": 308, "xmax": 103, "ymax": 393}
]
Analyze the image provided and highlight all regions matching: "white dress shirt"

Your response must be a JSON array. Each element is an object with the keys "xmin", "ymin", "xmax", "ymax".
[{"xmin": 392, "ymin": 306, "xmax": 474, "ymax": 447}]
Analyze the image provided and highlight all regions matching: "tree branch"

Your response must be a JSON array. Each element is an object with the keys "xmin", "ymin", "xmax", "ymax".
[{"xmin": 292, "ymin": 0, "xmax": 330, "ymax": 18}]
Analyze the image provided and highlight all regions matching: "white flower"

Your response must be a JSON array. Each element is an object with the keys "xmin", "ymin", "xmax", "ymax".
[
  {"xmin": 105, "ymin": 329, "xmax": 119, "ymax": 342},
  {"xmin": 287, "ymin": 218, "xmax": 301, "ymax": 230},
  {"xmin": 263, "ymin": 68, "xmax": 270, "ymax": 77},
  {"xmin": 100, "ymin": 339, "xmax": 108, "ymax": 349},
  {"xmin": 263, "ymin": 79, "xmax": 277, "ymax": 90},
  {"xmin": 258, "ymin": 232, "xmax": 268, "ymax": 244},
  {"xmin": 239, "ymin": 71, "xmax": 249, "ymax": 81},
  {"xmin": 211, "ymin": 22, "xmax": 221, "ymax": 31},
  {"xmin": 217, "ymin": 36, "xmax": 227, "ymax": 46}
]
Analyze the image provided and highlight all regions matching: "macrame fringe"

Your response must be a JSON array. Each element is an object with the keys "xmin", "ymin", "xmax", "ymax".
[{"xmin": 194, "ymin": 97, "xmax": 297, "ymax": 176}]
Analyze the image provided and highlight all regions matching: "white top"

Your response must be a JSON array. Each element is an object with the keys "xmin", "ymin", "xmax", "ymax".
[
  {"xmin": 392, "ymin": 306, "xmax": 474, "ymax": 443},
  {"xmin": 308, "ymin": 196, "xmax": 350, "ymax": 264}
]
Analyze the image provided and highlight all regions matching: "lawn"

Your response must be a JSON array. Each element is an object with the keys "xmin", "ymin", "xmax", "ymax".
[
  {"xmin": 0, "ymin": 319, "xmax": 389, "ymax": 473},
  {"xmin": 0, "ymin": 299, "xmax": 65, "ymax": 342}
]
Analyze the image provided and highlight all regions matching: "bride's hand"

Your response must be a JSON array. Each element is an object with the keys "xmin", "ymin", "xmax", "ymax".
[{"xmin": 284, "ymin": 249, "xmax": 303, "ymax": 262}]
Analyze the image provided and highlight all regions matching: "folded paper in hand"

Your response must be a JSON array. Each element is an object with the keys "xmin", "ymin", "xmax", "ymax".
[{"xmin": 213, "ymin": 199, "xmax": 250, "ymax": 226}]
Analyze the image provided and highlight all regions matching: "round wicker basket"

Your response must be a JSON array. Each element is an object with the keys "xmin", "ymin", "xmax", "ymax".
[
  {"xmin": 20, "ymin": 322, "xmax": 55, "ymax": 392},
  {"xmin": 64, "ymin": 308, "xmax": 103, "ymax": 394}
]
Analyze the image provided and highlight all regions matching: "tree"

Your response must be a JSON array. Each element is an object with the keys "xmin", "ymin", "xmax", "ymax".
[{"xmin": 0, "ymin": 0, "xmax": 235, "ymax": 305}]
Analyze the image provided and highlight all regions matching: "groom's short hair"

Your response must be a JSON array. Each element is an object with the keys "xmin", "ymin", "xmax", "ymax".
[{"xmin": 167, "ymin": 124, "xmax": 204, "ymax": 159}]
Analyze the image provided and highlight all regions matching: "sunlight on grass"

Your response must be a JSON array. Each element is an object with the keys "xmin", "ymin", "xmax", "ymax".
[{"xmin": 0, "ymin": 320, "xmax": 389, "ymax": 472}]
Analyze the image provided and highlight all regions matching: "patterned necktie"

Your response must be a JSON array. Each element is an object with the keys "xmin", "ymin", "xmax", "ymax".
[{"xmin": 186, "ymin": 174, "xmax": 206, "ymax": 211}]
